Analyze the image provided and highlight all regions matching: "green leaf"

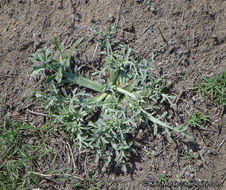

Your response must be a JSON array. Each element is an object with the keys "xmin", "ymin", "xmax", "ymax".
[
  {"xmin": 141, "ymin": 108, "xmax": 190, "ymax": 138},
  {"xmin": 65, "ymin": 59, "xmax": 70, "ymax": 68},
  {"xmin": 56, "ymin": 66, "xmax": 63, "ymax": 84},
  {"xmin": 164, "ymin": 128, "xmax": 171, "ymax": 142},
  {"xmin": 68, "ymin": 73, "xmax": 104, "ymax": 92},
  {"xmin": 96, "ymin": 93, "xmax": 108, "ymax": 102},
  {"xmin": 105, "ymin": 155, "xmax": 111, "ymax": 166},
  {"xmin": 49, "ymin": 154, "xmax": 57, "ymax": 171},
  {"xmin": 153, "ymin": 124, "xmax": 158, "ymax": 136},
  {"xmin": 116, "ymin": 87, "xmax": 136, "ymax": 99},
  {"xmin": 111, "ymin": 142, "xmax": 117, "ymax": 150},
  {"xmin": 149, "ymin": 52, "xmax": 155, "ymax": 62},
  {"xmin": 101, "ymin": 137, "xmax": 109, "ymax": 144},
  {"xmin": 94, "ymin": 152, "xmax": 100, "ymax": 163},
  {"xmin": 30, "ymin": 66, "xmax": 46, "ymax": 77},
  {"xmin": 115, "ymin": 150, "xmax": 124, "ymax": 162},
  {"xmin": 122, "ymin": 164, "xmax": 127, "ymax": 173},
  {"xmin": 67, "ymin": 37, "xmax": 84, "ymax": 62},
  {"xmin": 54, "ymin": 38, "xmax": 66, "ymax": 61},
  {"xmin": 118, "ymin": 70, "xmax": 127, "ymax": 87},
  {"xmin": 108, "ymin": 23, "xmax": 115, "ymax": 35},
  {"xmin": 125, "ymin": 79, "xmax": 138, "ymax": 92},
  {"xmin": 45, "ymin": 74, "xmax": 56, "ymax": 84}
]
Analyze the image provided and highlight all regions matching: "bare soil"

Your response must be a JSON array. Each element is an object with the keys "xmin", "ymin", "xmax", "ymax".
[{"xmin": 0, "ymin": 0, "xmax": 225, "ymax": 189}]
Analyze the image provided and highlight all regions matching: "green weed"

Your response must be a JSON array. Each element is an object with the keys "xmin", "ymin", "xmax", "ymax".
[
  {"xmin": 157, "ymin": 173, "xmax": 167, "ymax": 182},
  {"xmin": 186, "ymin": 110, "xmax": 208, "ymax": 129},
  {"xmin": 195, "ymin": 72, "xmax": 226, "ymax": 113},
  {"xmin": 0, "ymin": 120, "xmax": 48, "ymax": 189},
  {"xmin": 29, "ymin": 24, "xmax": 190, "ymax": 172},
  {"xmin": 181, "ymin": 151, "xmax": 197, "ymax": 162}
]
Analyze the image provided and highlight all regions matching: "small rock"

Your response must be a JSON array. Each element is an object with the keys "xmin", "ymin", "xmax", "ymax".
[{"xmin": 28, "ymin": 139, "xmax": 34, "ymax": 145}]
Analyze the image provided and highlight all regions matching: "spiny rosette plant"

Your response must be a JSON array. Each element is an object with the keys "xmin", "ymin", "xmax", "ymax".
[{"xmin": 29, "ymin": 24, "xmax": 190, "ymax": 172}]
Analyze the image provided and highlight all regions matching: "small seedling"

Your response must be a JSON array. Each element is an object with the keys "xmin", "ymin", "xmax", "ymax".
[
  {"xmin": 186, "ymin": 110, "xmax": 208, "ymax": 129},
  {"xmin": 29, "ymin": 24, "xmax": 190, "ymax": 172},
  {"xmin": 181, "ymin": 151, "xmax": 197, "ymax": 162},
  {"xmin": 157, "ymin": 173, "xmax": 167, "ymax": 182}
]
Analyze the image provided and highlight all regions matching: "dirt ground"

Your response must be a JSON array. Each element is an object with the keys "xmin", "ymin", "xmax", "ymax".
[{"xmin": 0, "ymin": 0, "xmax": 225, "ymax": 189}]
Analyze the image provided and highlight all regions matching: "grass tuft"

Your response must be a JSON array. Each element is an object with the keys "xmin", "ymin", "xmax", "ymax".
[
  {"xmin": 194, "ymin": 72, "xmax": 226, "ymax": 113},
  {"xmin": 186, "ymin": 110, "xmax": 208, "ymax": 130},
  {"xmin": 0, "ymin": 119, "xmax": 45, "ymax": 189}
]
